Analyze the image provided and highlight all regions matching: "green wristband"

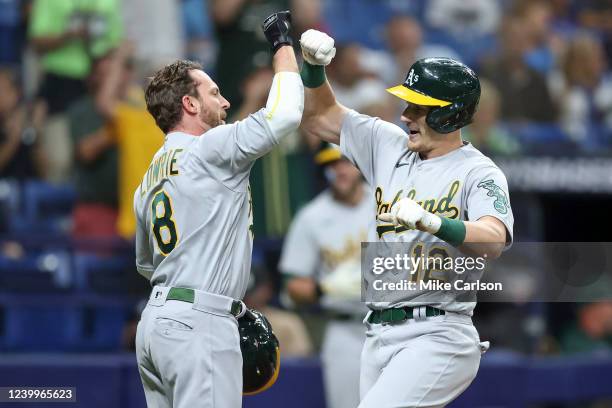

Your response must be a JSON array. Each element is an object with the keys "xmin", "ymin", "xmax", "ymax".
[
  {"xmin": 434, "ymin": 217, "xmax": 466, "ymax": 247},
  {"xmin": 300, "ymin": 61, "xmax": 326, "ymax": 88}
]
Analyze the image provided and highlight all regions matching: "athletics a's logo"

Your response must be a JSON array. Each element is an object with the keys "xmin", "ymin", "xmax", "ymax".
[
  {"xmin": 406, "ymin": 69, "xmax": 419, "ymax": 86},
  {"xmin": 477, "ymin": 179, "xmax": 509, "ymax": 214}
]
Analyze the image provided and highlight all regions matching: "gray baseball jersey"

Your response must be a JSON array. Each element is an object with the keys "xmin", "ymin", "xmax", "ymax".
[
  {"xmin": 279, "ymin": 188, "xmax": 373, "ymax": 314},
  {"xmin": 340, "ymin": 110, "xmax": 514, "ymax": 315},
  {"xmin": 134, "ymin": 110, "xmax": 278, "ymax": 300}
]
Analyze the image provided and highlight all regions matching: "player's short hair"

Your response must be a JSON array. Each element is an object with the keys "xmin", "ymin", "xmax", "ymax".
[{"xmin": 145, "ymin": 59, "xmax": 203, "ymax": 133}]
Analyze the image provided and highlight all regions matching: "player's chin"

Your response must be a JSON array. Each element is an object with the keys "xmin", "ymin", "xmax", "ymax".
[{"xmin": 407, "ymin": 139, "xmax": 423, "ymax": 152}]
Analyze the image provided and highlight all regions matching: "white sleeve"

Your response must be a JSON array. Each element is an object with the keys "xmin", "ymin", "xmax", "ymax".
[
  {"xmin": 465, "ymin": 165, "xmax": 514, "ymax": 247},
  {"xmin": 262, "ymin": 72, "xmax": 304, "ymax": 138},
  {"xmin": 194, "ymin": 72, "xmax": 303, "ymax": 190},
  {"xmin": 133, "ymin": 191, "xmax": 154, "ymax": 279},
  {"xmin": 223, "ymin": 71, "xmax": 303, "ymax": 165}
]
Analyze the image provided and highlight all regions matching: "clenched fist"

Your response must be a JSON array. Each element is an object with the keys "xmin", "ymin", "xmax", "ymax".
[
  {"xmin": 262, "ymin": 11, "xmax": 293, "ymax": 53},
  {"xmin": 300, "ymin": 29, "xmax": 336, "ymax": 66}
]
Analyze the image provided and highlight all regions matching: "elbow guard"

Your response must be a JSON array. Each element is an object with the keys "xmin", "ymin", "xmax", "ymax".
[{"xmin": 263, "ymin": 72, "xmax": 304, "ymax": 137}]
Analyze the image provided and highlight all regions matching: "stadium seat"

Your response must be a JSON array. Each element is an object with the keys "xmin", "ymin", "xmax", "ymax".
[
  {"xmin": 79, "ymin": 304, "xmax": 129, "ymax": 351},
  {"xmin": 0, "ymin": 179, "xmax": 21, "ymax": 233},
  {"xmin": 73, "ymin": 254, "xmax": 134, "ymax": 293},
  {"xmin": 13, "ymin": 181, "xmax": 76, "ymax": 234},
  {"xmin": 1, "ymin": 301, "xmax": 82, "ymax": 351},
  {"xmin": 0, "ymin": 293, "xmax": 134, "ymax": 352},
  {"xmin": 506, "ymin": 123, "xmax": 577, "ymax": 156},
  {"xmin": 0, "ymin": 250, "xmax": 72, "ymax": 292}
]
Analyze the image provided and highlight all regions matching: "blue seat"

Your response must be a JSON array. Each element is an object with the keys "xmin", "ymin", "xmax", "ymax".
[
  {"xmin": 2, "ymin": 303, "xmax": 82, "ymax": 351},
  {"xmin": 79, "ymin": 304, "xmax": 130, "ymax": 351},
  {"xmin": 0, "ymin": 179, "xmax": 21, "ymax": 233},
  {"xmin": 14, "ymin": 181, "xmax": 76, "ymax": 233},
  {"xmin": 23, "ymin": 181, "xmax": 75, "ymax": 219},
  {"xmin": 512, "ymin": 123, "xmax": 570, "ymax": 143},
  {"xmin": 506, "ymin": 123, "xmax": 577, "ymax": 156},
  {"xmin": 0, "ymin": 0, "xmax": 21, "ymax": 64},
  {"xmin": 0, "ymin": 251, "xmax": 72, "ymax": 292},
  {"xmin": 73, "ymin": 254, "xmax": 134, "ymax": 293}
]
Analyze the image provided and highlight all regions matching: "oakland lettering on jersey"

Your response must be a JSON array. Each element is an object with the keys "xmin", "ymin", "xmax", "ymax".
[
  {"xmin": 375, "ymin": 181, "xmax": 461, "ymax": 237},
  {"xmin": 141, "ymin": 148, "xmax": 183, "ymax": 196}
]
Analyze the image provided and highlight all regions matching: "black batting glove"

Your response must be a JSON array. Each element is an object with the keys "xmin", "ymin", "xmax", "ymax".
[{"xmin": 262, "ymin": 10, "xmax": 293, "ymax": 54}]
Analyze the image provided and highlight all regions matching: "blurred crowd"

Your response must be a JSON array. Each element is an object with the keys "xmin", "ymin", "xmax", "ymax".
[
  {"xmin": 0, "ymin": 0, "xmax": 610, "ymax": 235},
  {"xmin": 0, "ymin": 0, "xmax": 611, "ymax": 373}
]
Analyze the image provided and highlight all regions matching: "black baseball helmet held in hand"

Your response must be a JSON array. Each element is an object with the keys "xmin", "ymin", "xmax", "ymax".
[
  {"xmin": 386, "ymin": 58, "xmax": 481, "ymax": 134},
  {"xmin": 238, "ymin": 308, "xmax": 280, "ymax": 395}
]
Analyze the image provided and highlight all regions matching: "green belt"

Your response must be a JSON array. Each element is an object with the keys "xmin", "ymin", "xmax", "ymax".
[
  {"xmin": 368, "ymin": 306, "xmax": 445, "ymax": 325},
  {"xmin": 166, "ymin": 287, "xmax": 243, "ymax": 317}
]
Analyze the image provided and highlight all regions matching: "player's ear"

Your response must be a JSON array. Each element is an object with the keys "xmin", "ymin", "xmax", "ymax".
[{"xmin": 182, "ymin": 95, "xmax": 199, "ymax": 114}]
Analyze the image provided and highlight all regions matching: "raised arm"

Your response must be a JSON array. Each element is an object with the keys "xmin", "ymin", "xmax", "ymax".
[
  {"xmin": 96, "ymin": 42, "xmax": 133, "ymax": 118},
  {"xmin": 260, "ymin": 11, "xmax": 303, "ymax": 138},
  {"xmin": 191, "ymin": 12, "xmax": 303, "ymax": 183},
  {"xmin": 299, "ymin": 30, "xmax": 348, "ymax": 145}
]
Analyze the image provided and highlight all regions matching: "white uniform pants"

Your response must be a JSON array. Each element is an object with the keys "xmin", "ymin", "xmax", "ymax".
[
  {"xmin": 321, "ymin": 320, "xmax": 366, "ymax": 408},
  {"xmin": 135, "ymin": 286, "xmax": 243, "ymax": 408},
  {"xmin": 359, "ymin": 309, "xmax": 487, "ymax": 408}
]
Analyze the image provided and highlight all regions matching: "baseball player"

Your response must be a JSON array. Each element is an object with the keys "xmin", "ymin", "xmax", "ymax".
[
  {"xmin": 133, "ymin": 12, "xmax": 303, "ymax": 408},
  {"xmin": 280, "ymin": 142, "xmax": 371, "ymax": 408},
  {"xmin": 299, "ymin": 30, "xmax": 514, "ymax": 407}
]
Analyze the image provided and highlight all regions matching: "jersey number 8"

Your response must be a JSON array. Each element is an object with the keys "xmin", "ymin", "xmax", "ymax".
[{"xmin": 151, "ymin": 191, "xmax": 178, "ymax": 255}]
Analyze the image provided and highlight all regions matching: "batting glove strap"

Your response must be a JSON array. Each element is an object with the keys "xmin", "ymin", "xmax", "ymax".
[{"xmin": 262, "ymin": 11, "xmax": 294, "ymax": 54}]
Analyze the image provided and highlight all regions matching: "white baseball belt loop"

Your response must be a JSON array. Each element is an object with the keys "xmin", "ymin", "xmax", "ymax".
[{"xmin": 415, "ymin": 306, "xmax": 427, "ymax": 321}]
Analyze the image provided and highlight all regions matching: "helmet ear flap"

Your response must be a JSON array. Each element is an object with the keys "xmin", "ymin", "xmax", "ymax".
[
  {"xmin": 426, "ymin": 91, "xmax": 480, "ymax": 134},
  {"xmin": 426, "ymin": 102, "xmax": 466, "ymax": 134}
]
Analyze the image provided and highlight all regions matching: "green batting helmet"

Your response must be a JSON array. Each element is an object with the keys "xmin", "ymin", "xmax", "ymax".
[
  {"xmin": 238, "ymin": 309, "xmax": 280, "ymax": 395},
  {"xmin": 386, "ymin": 57, "xmax": 481, "ymax": 134}
]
